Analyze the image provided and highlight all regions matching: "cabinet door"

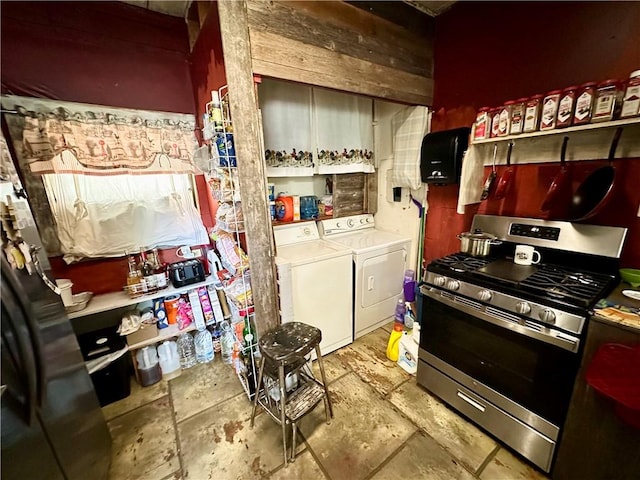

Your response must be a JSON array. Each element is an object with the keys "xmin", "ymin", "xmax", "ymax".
[{"xmin": 552, "ymin": 319, "xmax": 640, "ymax": 480}]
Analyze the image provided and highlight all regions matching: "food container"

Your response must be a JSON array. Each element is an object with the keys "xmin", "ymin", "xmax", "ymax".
[
  {"xmin": 498, "ymin": 101, "xmax": 514, "ymax": 137},
  {"xmin": 621, "ymin": 70, "xmax": 640, "ymax": 118},
  {"xmin": 457, "ymin": 230, "xmax": 502, "ymax": 257},
  {"xmin": 523, "ymin": 94, "xmax": 544, "ymax": 132},
  {"xmin": 509, "ymin": 98, "xmax": 527, "ymax": 135},
  {"xmin": 573, "ymin": 82, "xmax": 597, "ymax": 125},
  {"xmin": 556, "ymin": 86, "xmax": 578, "ymax": 128},
  {"xmin": 490, "ymin": 108, "xmax": 501, "ymax": 138},
  {"xmin": 592, "ymin": 79, "xmax": 622, "ymax": 122},
  {"xmin": 540, "ymin": 90, "xmax": 562, "ymax": 130},
  {"xmin": 473, "ymin": 107, "xmax": 492, "ymax": 140}
]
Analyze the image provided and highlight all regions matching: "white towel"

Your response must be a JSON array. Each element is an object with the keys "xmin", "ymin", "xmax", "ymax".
[
  {"xmin": 456, "ymin": 146, "xmax": 485, "ymax": 214},
  {"xmin": 392, "ymin": 106, "xmax": 431, "ymax": 190}
]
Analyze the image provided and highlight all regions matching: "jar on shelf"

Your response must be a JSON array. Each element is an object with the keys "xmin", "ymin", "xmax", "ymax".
[
  {"xmin": 621, "ymin": 70, "xmax": 640, "ymax": 118},
  {"xmin": 498, "ymin": 101, "xmax": 514, "ymax": 137},
  {"xmin": 540, "ymin": 90, "xmax": 562, "ymax": 130},
  {"xmin": 509, "ymin": 98, "xmax": 527, "ymax": 135},
  {"xmin": 592, "ymin": 79, "xmax": 622, "ymax": 122},
  {"xmin": 556, "ymin": 86, "xmax": 578, "ymax": 128},
  {"xmin": 490, "ymin": 107, "xmax": 501, "ymax": 138},
  {"xmin": 473, "ymin": 107, "xmax": 492, "ymax": 141},
  {"xmin": 523, "ymin": 94, "xmax": 544, "ymax": 133},
  {"xmin": 573, "ymin": 82, "xmax": 597, "ymax": 125}
]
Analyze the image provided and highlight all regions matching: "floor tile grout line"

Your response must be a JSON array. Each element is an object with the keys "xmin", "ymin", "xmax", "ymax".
[
  {"xmin": 475, "ymin": 444, "xmax": 501, "ymax": 477},
  {"xmin": 363, "ymin": 429, "xmax": 420, "ymax": 480},
  {"xmin": 167, "ymin": 380, "xmax": 186, "ymax": 478}
]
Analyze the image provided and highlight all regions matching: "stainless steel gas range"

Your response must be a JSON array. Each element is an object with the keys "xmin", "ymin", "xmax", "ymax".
[{"xmin": 417, "ymin": 215, "xmax": 627, "ymax": 473}]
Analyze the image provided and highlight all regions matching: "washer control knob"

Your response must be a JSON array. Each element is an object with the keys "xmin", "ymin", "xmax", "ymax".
[
  {"xmin": 347, "ymin": 219, "xmax": 355, "ymax": 227},
  {"xmin": 365, "ymin": 216, "xmax": 373, "ymax": 223},
  {"xmin": 336, "ymin": 222, "xmax": 341, "ymax": 228},
  {"xmin": 446, "ymin": 279, "xmax": 460, "ymax": 291},
  {"xmin": 360, "ymin": 218, "xmax": 366, "ymax": 224},
  {"xmin": 539, "ymin": 309, "xmax": 556, "ymax": 324},
  {"xmin": 303, "ymin": 227, "xmax": 311, "ymax": 236},
  {"xmin": 516, "ymin": 301, "xmax": 532, "ymax": 315},
  {"xmin": 433, "ymin": 276, "xmax": 446, "ymax": 287},
  {"xmin": 477, "ymin": 290, "xmax": 493, "ymax": 302}
]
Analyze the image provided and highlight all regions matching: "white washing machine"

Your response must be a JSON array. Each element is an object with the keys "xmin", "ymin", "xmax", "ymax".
[
  {"xmin": 319, "ymin": 214, "xmax": 411, "ymax": 339},
  {"xmin": 273, "ymin": 222, "xmax": 353, "ymax": 355}
]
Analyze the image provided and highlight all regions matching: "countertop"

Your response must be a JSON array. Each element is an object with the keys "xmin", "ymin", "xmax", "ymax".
[{"xmin": 592, "ymin": 281, "xmax": 640, "ymax": 332}]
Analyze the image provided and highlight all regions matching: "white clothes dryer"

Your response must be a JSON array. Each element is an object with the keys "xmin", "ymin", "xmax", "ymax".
[
  {"xmin": 273, "ymin": 222, "xmax": 353, "ymax": 355},
  {"xmin": 318, "ymin": 214, "xmax": 412, "ymax": 339}
]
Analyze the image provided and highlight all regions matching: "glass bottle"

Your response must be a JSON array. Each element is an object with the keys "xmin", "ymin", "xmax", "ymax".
[
  {"xmin": 194, "ymin": 328, "xmax": 214, "ymax": 364},
  {"xmin": 242, "ymin": 316, "xmax": 255, "ymax": 348},
  {"xmin": 126, "ymin": 251, "xmax": 143, "ymax": 296},
  {"xmin": 176, "ymin": 333, "xmax": 197, "ymax": 369}
]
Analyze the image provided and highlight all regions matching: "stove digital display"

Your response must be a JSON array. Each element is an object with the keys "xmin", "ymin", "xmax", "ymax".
[{"xmin": 509, "ymin": 223, "xmax": 560, "ymax": 241}]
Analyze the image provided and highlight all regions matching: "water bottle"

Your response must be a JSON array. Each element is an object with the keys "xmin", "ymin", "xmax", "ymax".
[
  {"xmin": 220, "ymin": 320, "xmax": 234, "ymax": 365},
  {"xmin": 176, "ymin": 333, "xmax": 197, "ymax": 369},
  {"xmin": 394, "ymin": 298, "xmax": 406, "ymax": 324},
  {"xmin": 194, "ymin": 328, "xmax": 214, "ymax": 364}
]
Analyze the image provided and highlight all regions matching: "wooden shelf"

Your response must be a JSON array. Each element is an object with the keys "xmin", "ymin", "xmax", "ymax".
[
  {"xmin": 472, "ymin": 117, "xmax": 640, "ymax": 145},
  {"xmin": 272, "ymin": 215, "xmax": 333, "ymax": 226},
  {"xmin": 470, "ymin": 117, "xmax": 640, "ymax": 166},
  {"xmin": 68, "ymin": 276, "xmax": 218, "ymax": 319},
  {"xmin": 126, "ymin": 322, "xmax": 197, "ymax": 350}
]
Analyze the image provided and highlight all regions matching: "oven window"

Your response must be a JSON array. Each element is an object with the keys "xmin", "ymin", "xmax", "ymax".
[{"xmin": 420, "ymin": 294, "xmax": 579, "ymax": 426}]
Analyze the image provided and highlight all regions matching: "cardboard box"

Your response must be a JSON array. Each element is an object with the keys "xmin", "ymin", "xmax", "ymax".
[{"xmin": 126, "ymin": 324, "xmax": 158, "ymax": 346}]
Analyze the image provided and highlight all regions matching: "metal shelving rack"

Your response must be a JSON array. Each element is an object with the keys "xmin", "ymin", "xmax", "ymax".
[{"xmin": 203, "ymin": 85, "xmax": 259, "ymax": 400}]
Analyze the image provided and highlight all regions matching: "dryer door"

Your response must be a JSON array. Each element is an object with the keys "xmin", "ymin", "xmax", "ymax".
[{"xmin": 361, "ymin": 249, "xmax": 406, "ymax": 308}]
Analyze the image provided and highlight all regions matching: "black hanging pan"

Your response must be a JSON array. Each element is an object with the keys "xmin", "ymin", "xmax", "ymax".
[
  {"xmin": 541, "ymin": 136, "xmax": 570, "ymax": 211},
  {"xmin": 568, "ymin": 127, "xmax": 622, "ymax": 221},
  {"xmin": 481, "ymin": 144, "xmax": 498, "ymax": 200}
]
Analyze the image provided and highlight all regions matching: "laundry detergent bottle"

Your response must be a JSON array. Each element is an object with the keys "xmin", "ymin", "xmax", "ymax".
[{"xmin": 386, "ymin": 322, "xmax": 404, "ymax": 362}]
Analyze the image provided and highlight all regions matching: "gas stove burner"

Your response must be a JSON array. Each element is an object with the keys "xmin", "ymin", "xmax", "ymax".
[
  {"xmin": 431, "ymin": 253, "xmax": 492, "ymax": 273},
  {"xmin": 520, "ymin": 265, "xmax": 614, "ymax": 307}
]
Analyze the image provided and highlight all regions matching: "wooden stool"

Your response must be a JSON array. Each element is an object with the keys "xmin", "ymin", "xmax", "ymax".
[{"xmin": 250, "ymin": 322, "xmax": 333, "ymax": 465}]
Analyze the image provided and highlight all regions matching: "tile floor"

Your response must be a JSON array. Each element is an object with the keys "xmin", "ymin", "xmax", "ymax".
[{"xmin": 102, "ymin": 323, "xmax": 550, "ymax": 480}]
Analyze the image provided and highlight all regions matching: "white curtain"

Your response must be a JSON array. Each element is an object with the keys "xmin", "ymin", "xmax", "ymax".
[
  {"xmin": 313, "ymin": 88, "xmax": 374, "ymax": 174},
  {"xmin": 43, "ymin": 170, "xmax": 208, "ymax": 263},
  {"xmin": 259, "ymin": 79, "xmax": 314, "ymax": 176}
]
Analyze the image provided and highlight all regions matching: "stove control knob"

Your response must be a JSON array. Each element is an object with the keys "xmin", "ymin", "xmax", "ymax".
[
  {"xmin": 516, "ymin": 301, "xmax": 532, "ymax": 315},
  {"xmin": 446, "ymin": 279, "xmax": 460, "ymax": 291},
  {"xmin": 477, "ymin": 290, "xmax": 492, "ymax": 302},
  {"xmin": 539, "ymin": 309, "xmax": 556, "ymax": 324},
  {"xmin": 433, "ymin": 276, "xmax": 446, "ymax": 287}
]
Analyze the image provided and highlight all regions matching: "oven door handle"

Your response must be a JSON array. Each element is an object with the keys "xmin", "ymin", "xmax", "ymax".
[
  {"xmin": 457, "ymin": 390, "xmax": 486, "ymax": 412},
  {"xmin": 422, "ymin": 287, "xmax": 580, "ymax": 353}
]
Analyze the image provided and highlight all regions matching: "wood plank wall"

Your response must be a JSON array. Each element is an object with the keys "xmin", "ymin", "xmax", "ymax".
[{"xmin": 246, "ymin": 0, "xmax": 434, "ymax": 106}]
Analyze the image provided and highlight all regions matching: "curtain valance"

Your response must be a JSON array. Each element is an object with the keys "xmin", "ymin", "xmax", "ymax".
[{"xmin": 2, "ymin": 95, "xmax": 198, "ymax": 175}]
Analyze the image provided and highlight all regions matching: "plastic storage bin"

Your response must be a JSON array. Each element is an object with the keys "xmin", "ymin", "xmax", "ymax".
[{"xmin": 78, "ymin": 325, "xmax": 131, "ymax": 407}]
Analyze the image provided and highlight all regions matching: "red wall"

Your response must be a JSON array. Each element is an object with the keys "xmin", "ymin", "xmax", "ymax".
[
  {"xmin": 189, "ymin": 1, "xmax": 227, "ymax": 132},
  {"xmin": 1, "ymin": 1, "xmax": 201, "ymax": 294},
  {"xmin": 428, "ymin": 1, "xmax": 640, "ymax": 269}
]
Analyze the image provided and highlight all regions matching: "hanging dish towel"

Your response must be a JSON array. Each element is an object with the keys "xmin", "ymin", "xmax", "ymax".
[
  {"xmin": 392, "ymin": 106, "xmax": 431, "ymax": 190},
  {"xmin": 456, "ymin": 146, "xmax": 484, "ymax": 214}
]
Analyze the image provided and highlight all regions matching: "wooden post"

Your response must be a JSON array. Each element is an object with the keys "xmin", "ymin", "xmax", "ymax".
[{"xmin": 217, "ymin": 0, "xmax": 279, "ymax": 334}]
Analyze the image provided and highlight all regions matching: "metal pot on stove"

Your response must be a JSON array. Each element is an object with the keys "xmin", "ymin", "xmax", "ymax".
[{"xmin": 457, "ymin": 229, "xmax": 502, "ymax": 257}]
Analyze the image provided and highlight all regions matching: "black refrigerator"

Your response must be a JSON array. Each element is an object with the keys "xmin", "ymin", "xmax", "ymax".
[{"xmin": 1, "ymin": 175, "xmax": 112, "ymax": 478}]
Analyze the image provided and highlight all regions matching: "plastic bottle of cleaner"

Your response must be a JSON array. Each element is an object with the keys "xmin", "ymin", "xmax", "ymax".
[
  {"xmin": 386, "ymin": 322, "xmax": 404, "ymax": 362},
  {"xmin": 157, "ymin": 341, "xmax": 181, "ymax": 380},
  {"xmin": 394, "ymin": 298, "xmax": 406, "ymax": 324},
  {"xmin": 398, "ymin": 323, "xmax": 421, "ymax": 375},
  {"xmin": 404, "ymin": 302, "xmax": 415, "ymax": 329}
]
